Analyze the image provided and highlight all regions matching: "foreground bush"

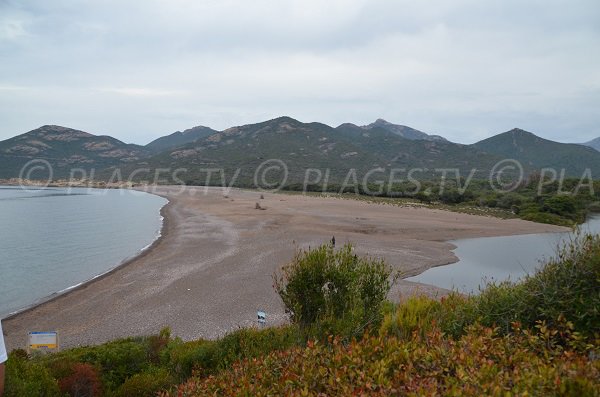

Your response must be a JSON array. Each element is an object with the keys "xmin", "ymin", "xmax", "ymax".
[
  {"xmin": 379, "ymin": 294, "xmax": 474, "ymax": 340},
  {"xmin": 58, "ymin": 362, "xmax": 103, "ymax": 397},
  {"xmin": 164, "ymin": 325, "xmax": 599, "ymax": 396},
  {"xmin": 3, "ymin": 326, "xmax": 301, "ymax": 397},
  {"xmin": 115, "ymin": 367, "xmax": 175, "ymax": 397},
  {"xmin": 4, "ymin": 351, "xmax": 61, "ymax": 397},
  {"xmin": 163, "ymin": 325, "xmax": 301, "ymax": 380},
  {"xmin": 274, "ymin": 243, "xmax": 397, "ymax": 340}
]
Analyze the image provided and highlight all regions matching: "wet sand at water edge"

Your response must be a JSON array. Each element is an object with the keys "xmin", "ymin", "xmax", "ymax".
[{"xmin": 3, "ymin": 186, "xmax": 566, "ymax": 350}]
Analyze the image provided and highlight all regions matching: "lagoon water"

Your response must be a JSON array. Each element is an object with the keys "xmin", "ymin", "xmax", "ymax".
[
  {"xmin": 407, "ymin": 216, "xmax": 600, "ymax": 294},
  {"xmin": 0, "ymin": 186, "xmax": 167, "ymax": 317}
]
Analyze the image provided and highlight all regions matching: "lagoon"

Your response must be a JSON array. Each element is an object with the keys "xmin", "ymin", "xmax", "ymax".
[{"xmin": 406, "ymin": 215, "xmax": 600, "ymax": 294}]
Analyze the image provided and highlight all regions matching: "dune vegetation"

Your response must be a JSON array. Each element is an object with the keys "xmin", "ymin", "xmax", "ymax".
[{"xmin": 284, "ymin": 176, "xmax": 600, "ymax": 227}]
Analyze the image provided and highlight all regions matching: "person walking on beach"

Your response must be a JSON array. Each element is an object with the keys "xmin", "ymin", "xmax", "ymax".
[
  {"xmin": 0, "ymin": 319, "xmax": 6, "ymax": 397},
  {"xmin": 331, "ymin": 236, "xmax": 336, "ymax": 247}
]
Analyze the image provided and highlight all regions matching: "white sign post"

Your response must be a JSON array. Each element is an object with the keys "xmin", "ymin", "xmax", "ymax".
[{"xmin": 28, "ymin": 331, "xmax": 59, "ymax": 353}]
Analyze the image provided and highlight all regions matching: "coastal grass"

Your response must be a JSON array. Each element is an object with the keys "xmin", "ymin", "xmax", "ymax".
[{"xmin": 5, "ymin": 237, "xmax": 600, "ymax": 396}]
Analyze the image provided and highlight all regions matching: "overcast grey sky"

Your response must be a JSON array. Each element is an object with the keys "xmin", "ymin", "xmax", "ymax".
[{"xmin": 0, "ymin": 0, "xmax": 598, "ymax": 144}]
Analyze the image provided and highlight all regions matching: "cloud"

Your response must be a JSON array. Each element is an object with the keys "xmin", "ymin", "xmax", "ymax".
[
  {"xmin": 96, "ymin": 87, "xmax": 186, "ymax": 98},
  {"xmin": 0, "ymin": 84, "xmax": 29, "ymax": 91},
  {"xmin": 0, "ymin": 0, "xmax": 598, "ymax": 144}
]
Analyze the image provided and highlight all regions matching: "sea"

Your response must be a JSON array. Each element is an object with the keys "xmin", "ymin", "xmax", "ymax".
[{"xmin": 0, "ymin": 186, "xmax": 167, "ymax": 318}]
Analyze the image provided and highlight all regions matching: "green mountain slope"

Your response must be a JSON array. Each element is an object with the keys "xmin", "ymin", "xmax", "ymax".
[
  {"xmin": 0, "ymin": 125, "xmax": 149, "ymax": 179},
  {"xmin": 335, "ymin": 123, "xmax": 500, "ymax": 174},
  {"xmin": 3, "ymin": 121, "xmax": 598, "ymax": 183},
  {"xmin": 145, "ymin": 125, "xmax": 218, "ymax": 153},
  {"xmin": 123, "ymin": 117, "xmax": 380, "ymax": 185},
  {"xmin": 472, "ymin": 128, "xmax": 600, "ymax": 177},
  {"xmin": 119, "ymin": 117, "xmax": 503, "ymax": 186}
]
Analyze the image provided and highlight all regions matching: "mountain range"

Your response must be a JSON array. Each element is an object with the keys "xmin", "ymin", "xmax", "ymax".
[{"xmin": 1, "ymin": 118, "xmax": 598, "ymax": 184}]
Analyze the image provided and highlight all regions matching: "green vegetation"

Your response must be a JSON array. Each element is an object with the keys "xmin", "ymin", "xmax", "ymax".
[
  {"xmin": 274, "ymin": 243, "xmax": 398, "ymax": 341},
  {"xmin": 167, "ymin": 325, "xmax": 598, "ymax": 396},
  {"xmin": 4, "ymin": 326, "xmax": 301, "ymax": 397},
  {"xmin": 5, "ymin": 238, "xmax": 600, "ymax": 396}
]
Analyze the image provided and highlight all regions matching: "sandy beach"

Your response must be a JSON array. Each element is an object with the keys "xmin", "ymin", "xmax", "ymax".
[{"xmin": 3, "ymin": 186, "xmax": 567, "ymax": 350}]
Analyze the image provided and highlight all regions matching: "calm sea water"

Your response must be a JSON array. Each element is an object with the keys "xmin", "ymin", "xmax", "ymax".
[
  {"xmin": 406, "ymin": 216, "xmax": 600, "ymax": 294},
  {"xmin": 0, "ymin": 186, "xmax": 167, "ymax": 317}
]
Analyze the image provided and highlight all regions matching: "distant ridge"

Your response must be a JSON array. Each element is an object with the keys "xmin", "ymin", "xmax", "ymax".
[
  {"xmin": 116, "ymin": 116, "xmax": 501, "ymax": 185},
  {"xmin": 362, "ymin": 119, "xmax": 447, "ymax": 142},
  {"xmin": 145, "ymin": 125, "xmax": 218, "ymax": 153},
  {"xmin": 0, "ymin": 125, "xmax": 148, "ymax": 178},
  {"xmin": 472, "ymin": 128, "xmax": 600, "ymax": 176},
  {"xmin": 2, "ymin": 120, "xmax": 600, "ymax": 181},
  {"xmin": 583, "ymin": 137, "xmax": 600, "ymax": 152}
]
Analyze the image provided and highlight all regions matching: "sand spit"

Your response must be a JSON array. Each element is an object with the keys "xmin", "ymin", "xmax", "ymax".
[{"xmin": 4, "ymin": 186, "xmax": 566, "ymax": 350}]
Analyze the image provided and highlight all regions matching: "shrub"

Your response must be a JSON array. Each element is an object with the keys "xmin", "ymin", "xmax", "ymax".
[
  {"xmin": 274, "ymin": 243, "xmax": 397, "ymax": 340},
  {"xmin": 56, "ymin": 337, "xmax": 151, "ymax": 391},
  {"xmin": 165, "ymin": 325, "xmax": 301, "ymax": 379},
  {"xmin": 4, "ymin": 352, "xmax": 62, "ymax": 397},
  {"xmin": 379, "ymin": 295, "xmax": 442, "ymax": 339},
  {"xmin": 163, "ymin": 339, "xmax": 212, "ymax": 380},
  {"xmin": 115, "ymin": 367, "xmax": 175, "ymax": 397},
  {"xmin": 520, "ymin": 210, "xmax": 572, "ymax": 226},
  {"xmin": 58, "ymin": 363, "xmax": 103, "ymax": 397},
  {"xmin": 496, "ymin": 192, "xmax": 523, "ymax": 209},
  {"xmin": 164, "ymin": 325, "xmax": 600, "ymax": 397},
  {"xmin": 146, "ymin": 327, "xmax": 171, "ymax": 364},
  {"xmin": 84, "ymin": 339, "xmax": 149, "ymax": 389},
  {"xmin": 380, "ymin": 293, "xmax": 476, "ymax": 340},
  {"xmin": 542, "ymin": 195, "xmax": 577, "ymax": 217}
]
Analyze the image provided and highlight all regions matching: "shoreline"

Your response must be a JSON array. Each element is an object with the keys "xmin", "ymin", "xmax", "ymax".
[
  {"xmin": 3, "ymin": 190, "xmax": 171, "ymax": 321},
  {"xmin": 3, "ymin": 186, "xmax": 567, "ymax": 351}
]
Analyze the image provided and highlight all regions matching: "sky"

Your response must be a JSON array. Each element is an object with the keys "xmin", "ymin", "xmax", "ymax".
[{"xmin": 0, "ymin": 0, "xmax": 599, "ymax": 145}]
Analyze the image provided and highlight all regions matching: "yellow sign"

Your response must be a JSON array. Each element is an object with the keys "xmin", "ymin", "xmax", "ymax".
[{"xmin": 28, "ymin": 331, "xmax": 59, "ymax": 352}]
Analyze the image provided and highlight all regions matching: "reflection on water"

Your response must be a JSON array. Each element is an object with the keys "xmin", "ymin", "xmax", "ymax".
[{"xmin": 406, "ymin": 216, "xmax": 600, "ymax": 294}]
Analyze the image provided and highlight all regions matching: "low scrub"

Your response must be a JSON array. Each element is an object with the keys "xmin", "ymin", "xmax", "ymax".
[
  {"xmin": 164, "ymin": 325, "xmax": 599, "ymax": 396},
  {"xmin": 163, "ymin": 326, "xmax": 301, "ymax": 380}
]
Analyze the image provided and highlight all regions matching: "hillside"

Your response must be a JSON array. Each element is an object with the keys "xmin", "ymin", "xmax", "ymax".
[
  {"xmin": 145, "ymin": 125, "xmax": 218, "ymax": 153},
  {"xmin": 472, "ymin": 128, "xmax": 600, "ymax": 177},
  {"xmin": 334, "ymin": 123, "xmax": 500, "ymax": 175},
  {"xmin": 123, "ymin": 117, "xmax": 379, "ymax": 185},
  {"xmin": 118, "ymin": 117, "xmax": 503, "ymax": 186},
  {"xmin": 0, "ymin": 125, "xmax": 149, "ymax": 179},
  {"xmin": 2, "ymin": 121, "xmax": 600, "ymax": 183}
]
